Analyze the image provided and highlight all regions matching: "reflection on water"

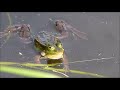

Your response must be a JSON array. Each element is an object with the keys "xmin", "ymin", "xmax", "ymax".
[{"xmin": 0, "ymin": 12, "xmax": 119, "ymax": 78}]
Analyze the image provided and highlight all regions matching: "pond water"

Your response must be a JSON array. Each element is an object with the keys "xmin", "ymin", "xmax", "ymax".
[{"xmin": 0, "ymin": 12, "xmax": 119, "ymax": 78}]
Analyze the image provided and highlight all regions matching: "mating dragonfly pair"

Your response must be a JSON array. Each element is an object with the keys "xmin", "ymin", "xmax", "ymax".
[{"xmin": 0, "ymin": 19, "xmax": 88, "ymax": 73}]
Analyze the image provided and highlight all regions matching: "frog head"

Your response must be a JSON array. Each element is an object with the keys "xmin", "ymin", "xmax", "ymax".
[{"xmin": 34, "ymin": 35, "xmax": 64, "ymax": 59}]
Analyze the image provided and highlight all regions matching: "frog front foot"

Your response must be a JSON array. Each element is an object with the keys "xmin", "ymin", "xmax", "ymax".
[{"xmin": 63, "ymin": 64, "xmax": 70, "ymax": 74}]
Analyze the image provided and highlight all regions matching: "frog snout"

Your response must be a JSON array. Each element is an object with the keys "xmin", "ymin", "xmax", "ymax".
[
  {"xmin": 56, "ymin": 48, "xmax": 64, "ymax": 53},
  {"xmin": 56, "ymin": 48, "xmax": 61, "ymax": 51}
]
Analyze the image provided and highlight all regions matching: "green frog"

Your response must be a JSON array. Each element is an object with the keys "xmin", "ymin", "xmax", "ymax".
[{"xmin": 33, "ymin": 31, "xmax": 69, "ymax": 72}]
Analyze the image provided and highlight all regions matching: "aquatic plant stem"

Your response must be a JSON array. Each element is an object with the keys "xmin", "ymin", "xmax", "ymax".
[
  {"xmin": 0, "ymin": 65, "xmax": 61, "ymax": 78},
  {"xmin": 0, "ymin": 61, "xmax": 106, "ymax": 77},
  {"xmin": 6, "ymin": 12, "xmax": 12, "ymax": 26}
]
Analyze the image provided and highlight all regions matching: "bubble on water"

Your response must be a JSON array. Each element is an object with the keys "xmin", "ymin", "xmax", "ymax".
[{"xmin": 19, "ymin": 52, "xmax": 23, "ymax": 56}]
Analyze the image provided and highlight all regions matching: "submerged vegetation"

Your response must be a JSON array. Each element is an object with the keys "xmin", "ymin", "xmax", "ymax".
[
  {"xmin": 0, "ymin": 61, "xmax": 106, "ymax": 78},
  {"xmin": 1, "ymin": 65, "xmax": 61, "ymax": 78}
]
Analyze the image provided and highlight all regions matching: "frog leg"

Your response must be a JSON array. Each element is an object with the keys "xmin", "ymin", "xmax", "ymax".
[
  {"xmin": 62, "ymin": 52, "xmax": 70, "ymax": 73},
  {"xmin": 34, "ymin": 51, "xmax": 47, "ymax": 64},
  {"xmin": 34, "ymin": 54, "xmax": 41, "ymax": 64}
]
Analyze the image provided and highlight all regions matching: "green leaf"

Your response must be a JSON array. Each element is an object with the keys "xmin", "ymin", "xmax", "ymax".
[
  {"xmin": 0, "ymin": 61, "xmax": 106, "ymax": 78},
  {"xmin": 0, "ymin": 65, "xmax": 61, "ymax": 78}
]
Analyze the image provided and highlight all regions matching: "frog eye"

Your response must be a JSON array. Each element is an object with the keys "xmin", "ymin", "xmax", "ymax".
[
  {"xmin": 48, "ymin": 46, "xmax": 55, "ymax": 50},
  {"xmin": 57, "ymin": 43, "xmax": 62, "ymax": 48}
]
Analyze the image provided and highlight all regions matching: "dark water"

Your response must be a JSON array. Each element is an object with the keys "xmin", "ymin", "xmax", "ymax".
[{"xmin": 0, "ymin": 12, "xmax": 119, "ymax": 78}]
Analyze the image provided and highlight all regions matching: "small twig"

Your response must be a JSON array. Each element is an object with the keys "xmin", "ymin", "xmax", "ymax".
[
  {"xmin": 68, "ymin": 57, "xmax": 115, "ymax": 64},
  {"xmin": 52, "ymin": 70, "xmax": 69, "ymax": 77}
]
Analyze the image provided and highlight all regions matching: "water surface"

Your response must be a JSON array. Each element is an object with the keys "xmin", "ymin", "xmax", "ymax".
[{"xmin": 0, "ymin": 12, "xmax": 119, "ymax": 78}]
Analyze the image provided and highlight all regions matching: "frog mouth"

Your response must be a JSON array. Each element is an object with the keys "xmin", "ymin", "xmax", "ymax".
[{"xmin": 46, "ymin": 51, "xmax": 63, "ymax": 59}]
